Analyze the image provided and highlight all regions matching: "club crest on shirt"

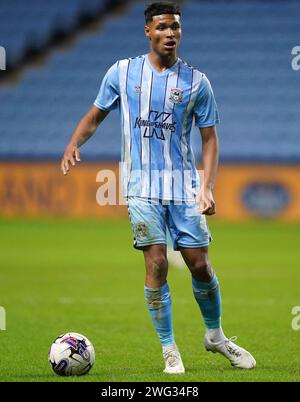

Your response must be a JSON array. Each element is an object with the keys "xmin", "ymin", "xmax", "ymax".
[
  {"xmin": 134, "ymin": 85, "xmax": 142, "ymax": 94},
  {"xmin": 169, "ymin": 88, "xmax": 183, "ymax": 104}
]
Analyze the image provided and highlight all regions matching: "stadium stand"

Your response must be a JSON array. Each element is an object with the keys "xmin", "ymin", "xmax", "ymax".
[
  {"xmin": 0, "ymin": 0, "xmax": 107, "ymax": 66},
  {"xmin": 0, "ymin": 0, "xmax": 299, "ymax": 162}
]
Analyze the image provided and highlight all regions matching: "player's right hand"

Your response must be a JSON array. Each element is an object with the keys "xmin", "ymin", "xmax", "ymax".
[{"xmin": 61, "ymin": 144, "xmax": 81, "ymax": 175}]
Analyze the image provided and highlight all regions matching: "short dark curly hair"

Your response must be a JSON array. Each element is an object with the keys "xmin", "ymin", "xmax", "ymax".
[{"xmin": 144, "ymin": 2, "xmax": 181, "ymax": 23}]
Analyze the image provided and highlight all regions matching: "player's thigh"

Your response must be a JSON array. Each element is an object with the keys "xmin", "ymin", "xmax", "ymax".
[
  {"xmin": 180, "ymin": 246, "xmax": 209, "ymax": 269},
  {"xmin": 126, "ymin": 197, "xmax": 167, "ymax": 249},
  {"xmin": 180, "ymin": 246, "xmax": 214, "ymax": 281}
]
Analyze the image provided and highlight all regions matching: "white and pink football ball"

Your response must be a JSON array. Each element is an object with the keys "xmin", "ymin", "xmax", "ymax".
[{"xmin": 49, "ymin": 332, "xmax": 95, "ymax": 376}]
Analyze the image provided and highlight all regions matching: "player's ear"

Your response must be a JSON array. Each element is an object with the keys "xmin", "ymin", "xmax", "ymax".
[{"xmin": 145, "ymin": 25, "xmax": 151, "ymax": 40}]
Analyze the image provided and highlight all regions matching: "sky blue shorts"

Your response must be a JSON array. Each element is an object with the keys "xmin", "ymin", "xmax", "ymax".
[{"xmin": 126, "ymin": 197, "xmax": 212, "ymax": 250}]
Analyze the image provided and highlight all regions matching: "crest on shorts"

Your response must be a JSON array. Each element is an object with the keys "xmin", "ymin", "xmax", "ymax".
[
  {"xmin": 135, "ymin": 222, "xmax": 149, "ymax": 239},
  {"xmin": 169, "ymin": 88, "xmax": 183, "ymax": 104}
]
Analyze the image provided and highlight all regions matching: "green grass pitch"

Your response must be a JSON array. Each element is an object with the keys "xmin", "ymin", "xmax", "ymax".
[{"xmin": 0, "ymin": 218, "xmax": 299, "ymax": 382}]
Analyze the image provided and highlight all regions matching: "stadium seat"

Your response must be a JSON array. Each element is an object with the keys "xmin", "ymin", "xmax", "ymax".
[
  {"xmin": 0, "ymin": 0, "xmax": 299, "ymax": 162},
  {"xmin": 0, "ymin": 0, "xmax": 107, "ymax": 65}
]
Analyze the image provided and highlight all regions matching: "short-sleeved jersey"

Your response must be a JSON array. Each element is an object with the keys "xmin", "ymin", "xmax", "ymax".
[{"xmin": 94, "ymin": 54, "xmax": 219, "ymax": 201}]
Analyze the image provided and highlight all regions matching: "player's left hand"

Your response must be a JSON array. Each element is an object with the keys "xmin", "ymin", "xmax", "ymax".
[{"xmin": 201, "ymin": 189, "xmax": 216, "ymax": 215}]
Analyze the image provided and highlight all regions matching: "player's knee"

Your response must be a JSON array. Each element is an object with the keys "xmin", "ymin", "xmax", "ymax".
[
  {"xmin": 189, "ymin": 257, "xmax": 213, "ymax": 281},
  {"xmin": 149, "ymin": 255, "xmax": 168, "ymax": 281}
]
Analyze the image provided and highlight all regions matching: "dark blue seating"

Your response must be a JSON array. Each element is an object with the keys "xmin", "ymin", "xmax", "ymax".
[
  {"xmin": 0, "ymin": 0, "xmax": 107, "ymax": 65},
  {"xmin": 0, "ymin": 0, "xmax": 299, "ymax": 162}
]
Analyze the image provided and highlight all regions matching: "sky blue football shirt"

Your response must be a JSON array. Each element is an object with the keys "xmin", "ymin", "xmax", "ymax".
[{"xmin": 94, "ymin": 54, "xmax": 219, "ymax": 201}]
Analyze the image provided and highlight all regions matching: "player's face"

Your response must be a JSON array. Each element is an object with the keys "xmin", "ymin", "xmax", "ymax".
[{"xmin": 145, "ymin": 14, "xmax": 181, "ymax": 57}]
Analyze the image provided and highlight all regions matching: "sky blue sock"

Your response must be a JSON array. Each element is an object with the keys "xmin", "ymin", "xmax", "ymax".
[
  {"xmin": 144, "ymin": 282, "xmax": 174, "ymax": 347},
  {"xmin": 192, "ymin": 275, "xmax": 221, "ymax": 329}
]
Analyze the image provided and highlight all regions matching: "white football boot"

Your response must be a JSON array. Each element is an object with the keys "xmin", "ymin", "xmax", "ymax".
[
  {"xmin": 163, "ymin": 344, "xmax": 185, "ymax": 374},
  {"xmin": 204, "ymin": 334, "xmax": 256, "ymax": 369}
]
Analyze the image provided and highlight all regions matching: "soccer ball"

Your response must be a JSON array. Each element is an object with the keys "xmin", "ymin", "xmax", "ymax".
[{"xmin": 48, "ymin": 332, "xmax": 95, "ymax": 376}]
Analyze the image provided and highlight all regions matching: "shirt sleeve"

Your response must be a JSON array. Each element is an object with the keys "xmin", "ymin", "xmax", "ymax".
[
  {"xmin": 194, "ymin": 74, "xmax": 220, "ymax": 128},
  {"xmin": 94, "ymin": 62, "xmax": 120, "ymax": 111}
]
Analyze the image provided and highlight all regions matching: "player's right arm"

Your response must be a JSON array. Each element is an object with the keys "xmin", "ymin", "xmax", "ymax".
[
  {"xmin": 61, "ymin": 61, "xmax": 120, "ymax": 175},
  {"xmin": 61, "ymin": 106, "xmax": 109, "ymax": 175}
]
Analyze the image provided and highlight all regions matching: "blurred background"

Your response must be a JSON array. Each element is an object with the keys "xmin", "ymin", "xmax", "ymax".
[
  {"xmin": 0, "ymin": 0, "xmax": 300, "ymax": 382},
  {"xmin": 0, "ymin": 0, "xmax": 299, "ymax": 220}
]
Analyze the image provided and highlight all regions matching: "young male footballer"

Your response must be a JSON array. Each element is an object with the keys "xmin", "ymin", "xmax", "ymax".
[{"xmin": 61, "ymin": 2, "xmax": 256, "ymax": 374}]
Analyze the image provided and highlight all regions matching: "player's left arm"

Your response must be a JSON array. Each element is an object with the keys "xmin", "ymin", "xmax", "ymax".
[{"xmin": 199, "ymin": 125, "xmax": 219, "ymax": 215}]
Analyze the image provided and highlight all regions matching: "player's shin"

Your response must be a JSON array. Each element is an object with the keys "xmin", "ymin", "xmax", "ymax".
[
  {"xmin": 192, "ymin": 274, "xmax": 225, "ymax": 342},
  {"xmin": 144, "ymin": 282, "xmax": 175, "ymax": 347}
]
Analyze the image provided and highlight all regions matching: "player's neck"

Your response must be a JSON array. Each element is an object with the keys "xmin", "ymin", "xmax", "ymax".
[{"xmin": 147, "ymin": 52, "xmax": 178, "ymax": 73}]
